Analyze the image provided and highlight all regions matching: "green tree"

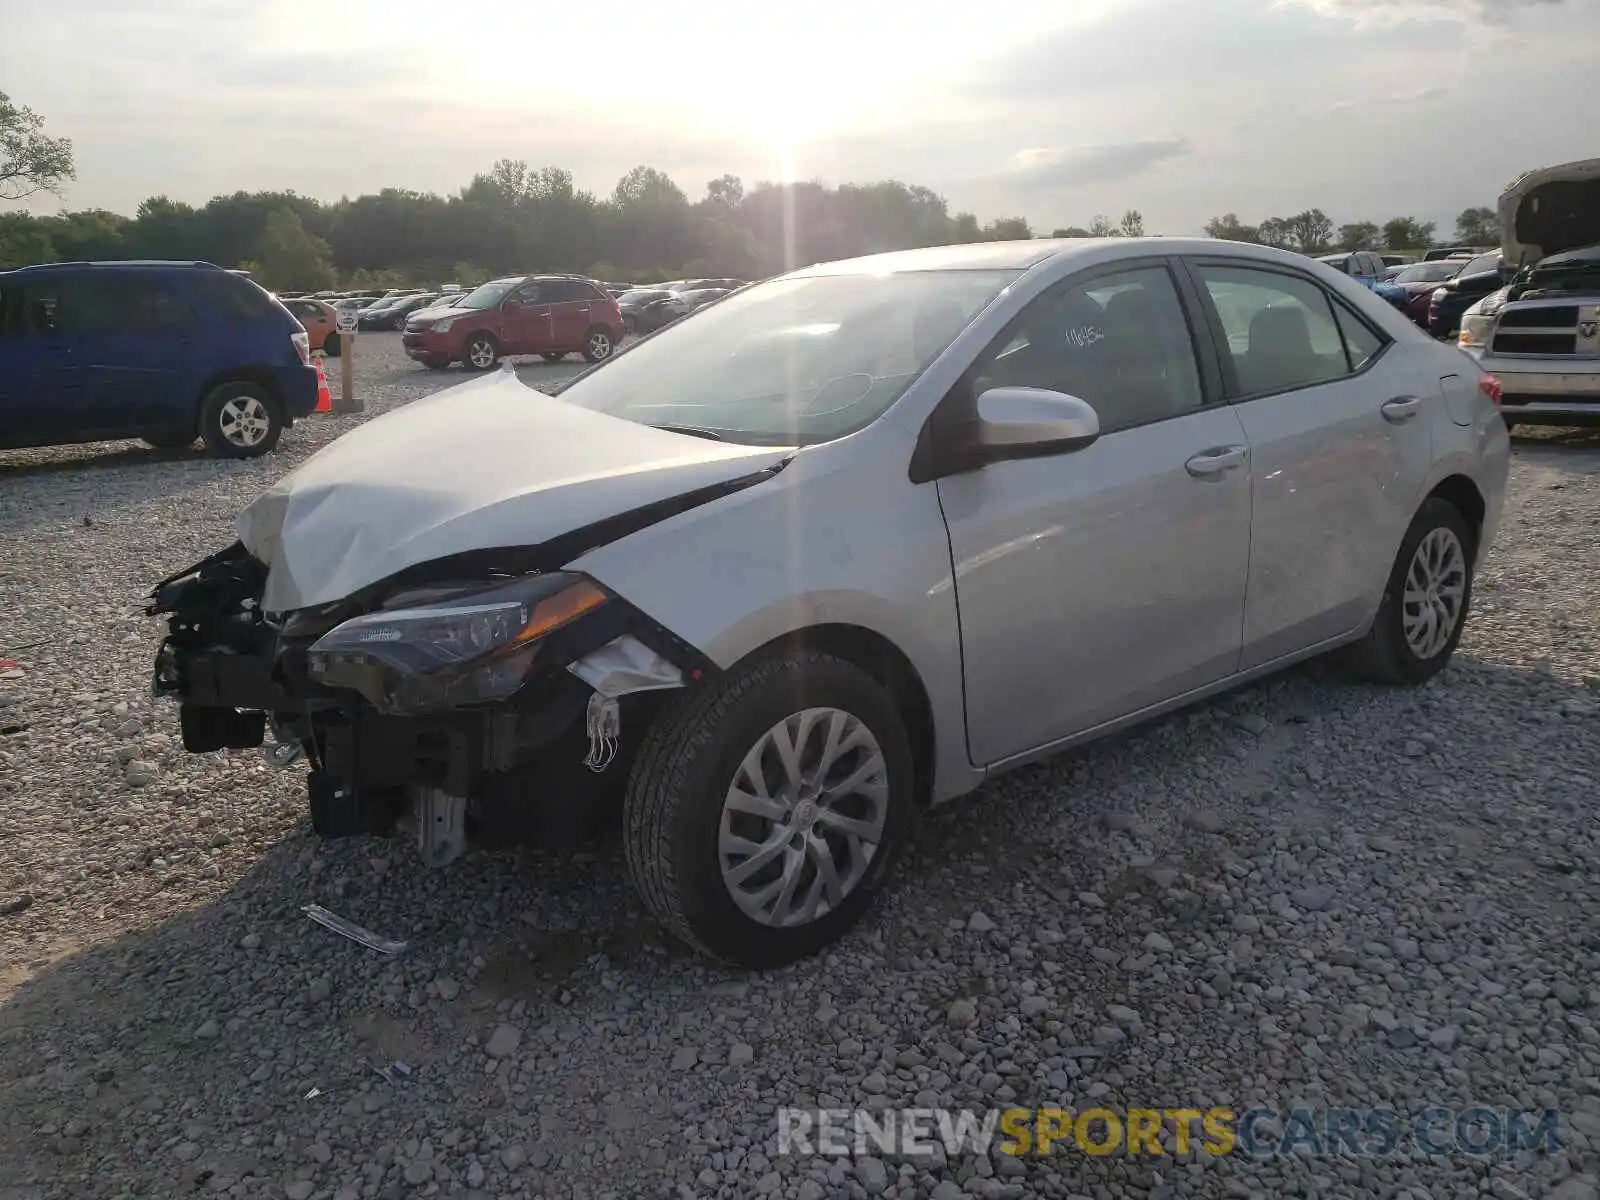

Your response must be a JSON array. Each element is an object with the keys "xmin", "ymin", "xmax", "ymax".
[
  {"xmin": 0, "ymin": 211, "xmax": 56, "ymax": 267},
  {"xmin": 1337, "ymin": 221, "xmax": 1381, "ymax": 251},
  {"xmin": 1, "ymin": 91, "xmax": 74, "ymax": 201},
  {"xmin": 1203, "ymin": 213, "xmax": 1260, "ymax": 242},
  {"xmin": 254, "ymin": 208, "xmax": 335, "ymax": 291},
  {"xmin": 1454, "ymin": 206, "xmax": 1497, "ymax": 245},
  {"xmin": 705, "ymin": 174, "xmax": 744, "ymax": 208},
  {"xmin": 1284, "ymin": 209, "xmax": 1334, "ymax": 252},
  {"xmin": 1257, "ymin": 217, "xmax": 1292, "ymax": 248},
  {"xmin": 1382, "ymin": 216, "xmax": 1436, "ymax": 251},
  {"xmin": 1051, "ymin": 226, "xmax": 1092, "ymax": 238},
  {"xmin": 980, "ymin": 216, "xmax": 1033, "ymax": 240},
  {"xmin": 1118, "ymin": 209, "xmax": 1145, "ymax": 238}
]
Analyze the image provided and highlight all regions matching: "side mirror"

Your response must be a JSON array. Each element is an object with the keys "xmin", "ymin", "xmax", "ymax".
[{"xmin": 976, "ymin": 387, "xmax": 1100, "ymax": 458}]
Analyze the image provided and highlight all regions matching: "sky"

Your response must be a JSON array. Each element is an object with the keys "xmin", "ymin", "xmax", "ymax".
[{"xmin": 3, "ymin": 0, "xmax": 1597, "ymax": 235}]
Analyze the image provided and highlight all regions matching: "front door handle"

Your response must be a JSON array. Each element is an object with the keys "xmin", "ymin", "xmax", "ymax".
[
  {"xmin": 1185, "ymin": 445, "xmax": 1248, "ymax": 478},
  {"xmin": 1381, "ymin": 395, "xmax": 1423, "ymax": 423}
]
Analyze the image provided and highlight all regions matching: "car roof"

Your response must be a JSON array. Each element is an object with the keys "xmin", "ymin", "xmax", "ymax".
[
  {"xmin": 790, "ymin": 236, "xmax": 1349, "ymax": 278},
  {"xmin": 0, "ymin": 259, "xmax": 226, "ymax": 276}
]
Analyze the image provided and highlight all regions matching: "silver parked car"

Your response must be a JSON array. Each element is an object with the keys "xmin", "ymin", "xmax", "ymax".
[{"xmin": 150, "ymin": 238, "xmax": 1510, "ymax": 968}]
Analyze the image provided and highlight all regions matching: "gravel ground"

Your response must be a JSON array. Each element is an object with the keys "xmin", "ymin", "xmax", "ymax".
[{"xmin": 2, "ymin": 340, "xmax": 1599, "ymax": 1200}]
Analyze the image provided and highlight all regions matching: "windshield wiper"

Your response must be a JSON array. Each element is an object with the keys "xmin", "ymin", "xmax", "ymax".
[{"xmin": 648, "ymin": 423, "xmax": 727, "ymax": 441}]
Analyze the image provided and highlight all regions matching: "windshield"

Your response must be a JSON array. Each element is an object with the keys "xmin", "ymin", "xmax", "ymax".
[
  {"xmin": 620, "ymin": 289, "xmax": 667, "ymax": 303},
  {"xmin": 457, "ymin": 279, "xmax": 520, "ymax": 309},
  {"xmin": 1393, "ymin": 262, "xmax": 1458, "ymax": 284},
  {"xmin": 556, "ymin": 269, "xmax": 1017, "ymax": 446},
  {"xmin": 1461, "ymin": 252, "xmax": 1500, "ymax": 277}
]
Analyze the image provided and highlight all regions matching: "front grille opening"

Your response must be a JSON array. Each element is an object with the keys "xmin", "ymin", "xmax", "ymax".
[
  {"xmin": 1499, "ymin": 306, "xmax": 1579, "ymax": 329},
  {"xmin": 1492, "ymin": 332, "xmax": 1578, "ymax": 356}
]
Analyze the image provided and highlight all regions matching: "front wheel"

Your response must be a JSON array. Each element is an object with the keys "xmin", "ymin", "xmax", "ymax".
[
  {"xmin": 198, "ymin": 382, "xmax": 283, "ymax": 459},
  {"xmin": 581, "ymin": 325, "xmax": 615, "ymax": 363},
  {"xmin": 623, "ymin": 651, "xmax": 913, "ymax": 968},
  {"xmin": 463, "ymin": 333, "xmax": 499, "ymax": 371},
  {"xmin": 1340, "ymin": 498, "xmax": 1474, "ymax": 685}
]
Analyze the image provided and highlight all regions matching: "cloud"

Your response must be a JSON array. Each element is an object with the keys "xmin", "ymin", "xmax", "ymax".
[
  {"xmin": 1004, "ymin": 141, "xmax": 1193, "ymax": 189},
  {"xmin": 1328, "ymin": 83, "xmax": 1451, "ymax": 110},
  {"xmin": 1276, "ymin": 0, "xmax": 1578, "ymax": 26}
]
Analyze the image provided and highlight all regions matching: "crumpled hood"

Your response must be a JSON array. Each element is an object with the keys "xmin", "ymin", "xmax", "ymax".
[
  {"xmin": 237, "ymin": 370, "xmax": 792, "ymax": 612},
  {"xmin": 1499, "ymin": 158, "xmax": 1600, "ymax": 268}
]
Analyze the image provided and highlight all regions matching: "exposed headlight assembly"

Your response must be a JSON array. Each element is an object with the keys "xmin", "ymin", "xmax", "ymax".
[
  {"xmin": 432, "ymin": 317, "xmax": 456, "ymax": 332},
  {"xmin": 305, "ymin": 573, "xmax": 606, "ymax": 714}
]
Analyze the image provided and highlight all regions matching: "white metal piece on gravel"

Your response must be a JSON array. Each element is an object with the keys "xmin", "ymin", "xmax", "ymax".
[
  {"xmin": 301, "ymin": 904, "xmax": 408, "ymax": 955},
  {"xmin": 412, "ymin": 787, "xmax": 467, "ymax": 867}
]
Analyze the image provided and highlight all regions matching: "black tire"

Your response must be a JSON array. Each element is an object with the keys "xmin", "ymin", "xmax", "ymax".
[
  {"xmin": 1503, "ymin": 416, "xmax": 1519, "ymax": 434},
  {"xmin": 323, "ymin": 332, "xmax": 341, "ymax": 357},
  {"xmin": 581, "ymin": 325, "xmax": 615, "ymax": 363},
  {"xmin": 623, "ymin": 650, "xmax": 913, "ymax": 968},
  {"xmin": 540, "ymin": 351, "xmax": 565, "ymax": 362},
  {"xmin": 1340, "ymin": 498, "xmax": 1474, "ymax": 685},
  {"xmin": 198, "ymin": 382, "xmax": 283, "ymax": 459},
  {"xmin": 462, "ymin": 332, "xmax": 500, "ymax": 371},
  {"xmin": 142, "ymin": 430, "xmax": 195, "ymax": 450}
]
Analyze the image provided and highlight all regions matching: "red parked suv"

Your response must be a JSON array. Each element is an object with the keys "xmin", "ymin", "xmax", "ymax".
[{"xmin": 401, "ymin": 275, "xmax": 624, "ymax": 370}]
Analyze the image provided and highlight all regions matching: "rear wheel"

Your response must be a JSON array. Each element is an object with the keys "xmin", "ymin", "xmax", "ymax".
[
  {"xmin": 623, "ymin": 650, "xmax": 912, "ymax": 968},
  {"xmin": 1341, "ymin": 498, "xmax": 1473, "ymax": 685},
  {"xmin": 199, "ymin": 382, "xmax": 283, "ymax": 459},
  {"xmin": 581, "ymin": 325, "xmax": 615, "ymax": 363},
  {"xmin": 323, "ymin": 332, "xmax": 341, "ymax": 357},
  {"xmin": 463, "ymin": 333, "xmax": 499, "ymax": 371}
]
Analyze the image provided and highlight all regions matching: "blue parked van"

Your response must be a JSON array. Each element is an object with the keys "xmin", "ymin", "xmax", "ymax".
[{"xmin": 0, "ymin": 261, "xmax": 318, "ymax": 458}]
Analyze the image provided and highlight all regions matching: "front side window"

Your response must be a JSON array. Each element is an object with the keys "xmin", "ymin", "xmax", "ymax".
[
  {"xmin": 1194, "ymin": 264, "xmax": 1351, "ymax": 396},
  {"xmin": 557, "ymin": 269, "xmax": 1016, "ymax": 445},
  {"xmin": 459, "ymin": 279, "xmax": 521, "ymax": 309},
  {"xmin": 972, "ymin": 265, "xmax": 1204, "ymax": 434}
]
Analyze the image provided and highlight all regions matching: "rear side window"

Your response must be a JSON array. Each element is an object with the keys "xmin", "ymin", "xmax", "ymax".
[
  {"xmin": 185, "ymin": 270, "xmax": 280, "ymax": 323},
  {"xmin": 1193, "ymin": 264, "xmax": 1352, "ymax": 396},
  {"xmin": 544, "ymin": 280, "xmax": 606, "ymax": 303},
  {"xmin": 1333, "ymin": 302, "xmax": 1385, "ymax": 371}
]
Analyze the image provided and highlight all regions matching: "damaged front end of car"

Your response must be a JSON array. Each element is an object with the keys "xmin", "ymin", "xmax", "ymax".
[{"xmin": 149, "ymin": 541, "xmax": 713, "ymax": 866}]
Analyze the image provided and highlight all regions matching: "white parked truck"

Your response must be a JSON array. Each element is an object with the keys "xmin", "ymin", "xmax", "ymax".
[{"xmin": 1458, "ymin": 157, "xmax": 1600, "ymax": 429}]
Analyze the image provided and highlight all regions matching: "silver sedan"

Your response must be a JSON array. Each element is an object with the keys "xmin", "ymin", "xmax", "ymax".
[{"xmin": 153, "ymin": 236, "xmax": 1511, "ymax": 968}]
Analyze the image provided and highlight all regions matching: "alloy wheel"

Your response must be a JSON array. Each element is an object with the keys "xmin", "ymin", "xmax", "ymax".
[
  {"xmin": 468, "ymin": 339, "xmax": 496, "ymax": 368},
  {"xmin": 1402, "ymin": 526, "xmax": 1466, "ymax": 659},
  {"xmin": 588, "ymin": 331, "xmax": 613, "ymax": 360},
  {"xmin": 218, "ymin": 396, "xmax": 271, "ymax": 447},
  {"xmin": 718, "ymin": 707, "xmax": 889, "ymax": 929}
]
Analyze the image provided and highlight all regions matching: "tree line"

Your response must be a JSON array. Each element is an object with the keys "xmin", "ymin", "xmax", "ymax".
[
  {"xmin": 3, "ymin": 91, "xmax": 1500, "ymax": 291},
  {"xmin": 1201, "ymin": 207, "xmax": 1498, "ymax": 254}
]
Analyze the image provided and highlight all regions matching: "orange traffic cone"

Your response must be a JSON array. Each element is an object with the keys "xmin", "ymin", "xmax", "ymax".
[{"xmin": 313, "ymin": 355, "xmax": 333, "ymax": 414}]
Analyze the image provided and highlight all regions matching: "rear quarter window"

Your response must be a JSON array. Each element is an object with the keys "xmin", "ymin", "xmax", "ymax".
[{"xmin": 184, "ymin": 271, "xmax": 282, "ymax": 324}]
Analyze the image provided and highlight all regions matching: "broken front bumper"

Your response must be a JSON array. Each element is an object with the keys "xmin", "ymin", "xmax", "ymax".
[{"xmin": 149, "ymin": 543, "xmax": 710, "ymax": 854}]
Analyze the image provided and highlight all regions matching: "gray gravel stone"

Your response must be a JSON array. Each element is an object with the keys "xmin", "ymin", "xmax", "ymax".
[{"xmin": 2, "ymin": 364, "xmax": 1596, "ymax": 1200}]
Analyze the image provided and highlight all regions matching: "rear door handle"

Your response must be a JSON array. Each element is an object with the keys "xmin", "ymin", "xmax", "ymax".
[
  {"xmin": 1381, "ymin": 395, "xmax": 1423, "ymax": 423},
  {"xmin": 1185, "ymin": 444, "xmax": 1248, "ymax": 478}
]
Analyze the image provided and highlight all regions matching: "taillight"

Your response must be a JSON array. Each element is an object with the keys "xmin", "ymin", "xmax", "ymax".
[
  {"xmin": 291, "ymin": 330, "xmax": 311, "ymax": 366},
  {"xmin": 1479, "ymin": 374, "xmax": 1502, "ymax": 407}
]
